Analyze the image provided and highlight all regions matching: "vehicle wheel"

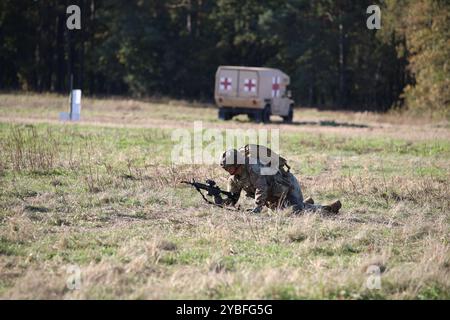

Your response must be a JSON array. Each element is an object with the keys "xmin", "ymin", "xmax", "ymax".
[
  {"xmin": 282, "ymin": 105, "xmax": 293, "ymax": 123},
  {"xmin": 253, "ymin": 112, "xmax": 262, "ymax": 123},
  {"xmin": 262, "ymin": 104, "xmax": 271, "ymax": 124},
  {"xmin": 218, "ymin": 108, "xmax": 232, "ymax": 121}
]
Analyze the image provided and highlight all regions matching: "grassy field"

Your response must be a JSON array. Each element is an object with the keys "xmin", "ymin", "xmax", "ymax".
[{"xmin": 0, "ymin": 93, "xmax": 449, "ymax": 299}]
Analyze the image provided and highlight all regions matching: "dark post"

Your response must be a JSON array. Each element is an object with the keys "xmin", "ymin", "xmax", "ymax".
[{"xmin": 69, "ymin": 73, "xmax": 74, "ymax": 119}]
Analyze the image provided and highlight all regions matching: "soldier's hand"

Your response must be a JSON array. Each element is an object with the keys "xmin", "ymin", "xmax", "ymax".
[{"xmin": 246, "ymin": 206, "xmax": 262, "ymax": 214}]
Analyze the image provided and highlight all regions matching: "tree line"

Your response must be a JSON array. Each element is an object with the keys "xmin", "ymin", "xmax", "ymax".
[{"xmin": 0, "ymin": 0, "xmax": 448, "ymax": 115}]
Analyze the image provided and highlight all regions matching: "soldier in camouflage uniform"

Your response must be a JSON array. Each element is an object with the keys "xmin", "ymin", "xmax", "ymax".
[{"xmin": 220, "ymin": 147, "xmax": 341, "ymax": 214}]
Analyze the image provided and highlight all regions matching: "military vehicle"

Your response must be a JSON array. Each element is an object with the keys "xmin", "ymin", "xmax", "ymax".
[{"xmin": 214, "ymin": 66, "xmax": 294, "ymax": 123}]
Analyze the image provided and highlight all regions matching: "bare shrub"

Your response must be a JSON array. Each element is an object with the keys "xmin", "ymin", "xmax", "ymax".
[{"xmin": 4, "ymin": 125, "xmax": 60, "ymax": 172}]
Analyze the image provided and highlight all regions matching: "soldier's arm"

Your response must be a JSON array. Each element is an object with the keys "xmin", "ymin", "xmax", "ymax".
[
  {"xmin": 253, "ymin": 176, "xmax": 269, "ymax": 208},
  {"xmin": 225, "ymin": 176, "xmax": 241, "ymax": 205}
]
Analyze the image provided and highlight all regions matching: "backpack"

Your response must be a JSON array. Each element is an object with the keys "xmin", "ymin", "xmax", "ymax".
[{"xmin": 238, "ymin": 144, "xmax": 291, "ymax": 176}]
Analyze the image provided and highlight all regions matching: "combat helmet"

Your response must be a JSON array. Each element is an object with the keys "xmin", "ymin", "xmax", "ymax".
[{"xmin": 220, "ymin": 149, "xmax": 246, "ymax": 168}]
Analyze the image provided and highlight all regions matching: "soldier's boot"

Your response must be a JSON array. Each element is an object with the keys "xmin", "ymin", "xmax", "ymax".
[
  {"xmin": 322, "ymin": 200, "xmax": 342, "ymax": 214},
  {"xmin": 304, "ymin": 197, "xmax": 314, "ymax": 205}
]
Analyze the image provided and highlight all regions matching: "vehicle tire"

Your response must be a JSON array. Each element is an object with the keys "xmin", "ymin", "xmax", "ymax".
[
  {"xmin": 282, "ymin": 105, "xmax": 293, "ymax": 123},
  {"xmin": 253, "ymin": 112, "xmax": 262, "ymax": 123},
  {"xmin": 262, "ymin": 104, "xmax": 271, "ymax": 124},
  {"xmin": 218, "ymin": 108, "xmax": 233, "ymax": 121}
]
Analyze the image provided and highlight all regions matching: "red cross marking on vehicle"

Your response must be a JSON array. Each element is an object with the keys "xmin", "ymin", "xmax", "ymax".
[
  {"xmin": 220, "ymin": 77, "xmax": 232, "ymax": 91},
  {"xmin": 244, "ymin": 79, "xmax": 256, "ymax": 92},
  {"xmin": 272, "ymin": 77, "xmax": 281, "ymax": 97}
]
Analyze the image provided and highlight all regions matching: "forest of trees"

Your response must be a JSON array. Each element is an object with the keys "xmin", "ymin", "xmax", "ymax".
[{"xmin": 0, "ymin": 0, "xmax": 448, "ymax": 115}]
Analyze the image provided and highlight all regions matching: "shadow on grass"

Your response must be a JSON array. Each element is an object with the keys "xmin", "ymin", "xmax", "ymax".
[
  {"xmin": 233, "ymin": 118, "xmax": 370, "ymax": 128},
  {"xmin": 24, "ymin": 205, "xmax": 50, "ymax": 213},
  {"xmin": 294, "ymin": 120, "xmax": 369, "ymax": 128}
]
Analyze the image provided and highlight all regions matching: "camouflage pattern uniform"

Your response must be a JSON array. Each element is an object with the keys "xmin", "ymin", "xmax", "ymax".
[{"xmin": 227, "ymin": 161, "xmax": 322, "ymax": 212}]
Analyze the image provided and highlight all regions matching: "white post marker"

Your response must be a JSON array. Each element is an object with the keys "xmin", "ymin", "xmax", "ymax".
[
  {"xmin": 60, "ymin": 89, "xmax": 82, "ymax": 121},
  {"xmin": 71, "ymin": 89, "xmax": 82, "ymax": 120}
]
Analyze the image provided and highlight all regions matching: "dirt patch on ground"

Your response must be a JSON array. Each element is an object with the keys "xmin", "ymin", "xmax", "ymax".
[{"xmin": 1, "ymin": 115, "xmax": 448, "ymax": 142}]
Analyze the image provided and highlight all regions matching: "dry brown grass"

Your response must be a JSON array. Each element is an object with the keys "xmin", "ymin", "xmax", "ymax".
[{"xmin": 0, "ymin": 93, "xmax": 449, "ymax": 299}]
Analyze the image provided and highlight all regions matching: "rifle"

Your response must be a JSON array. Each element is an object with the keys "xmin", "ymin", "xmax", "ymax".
[{"xmin": 181, "ymin": 179, "xmax": 239, "ymax": 210}]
